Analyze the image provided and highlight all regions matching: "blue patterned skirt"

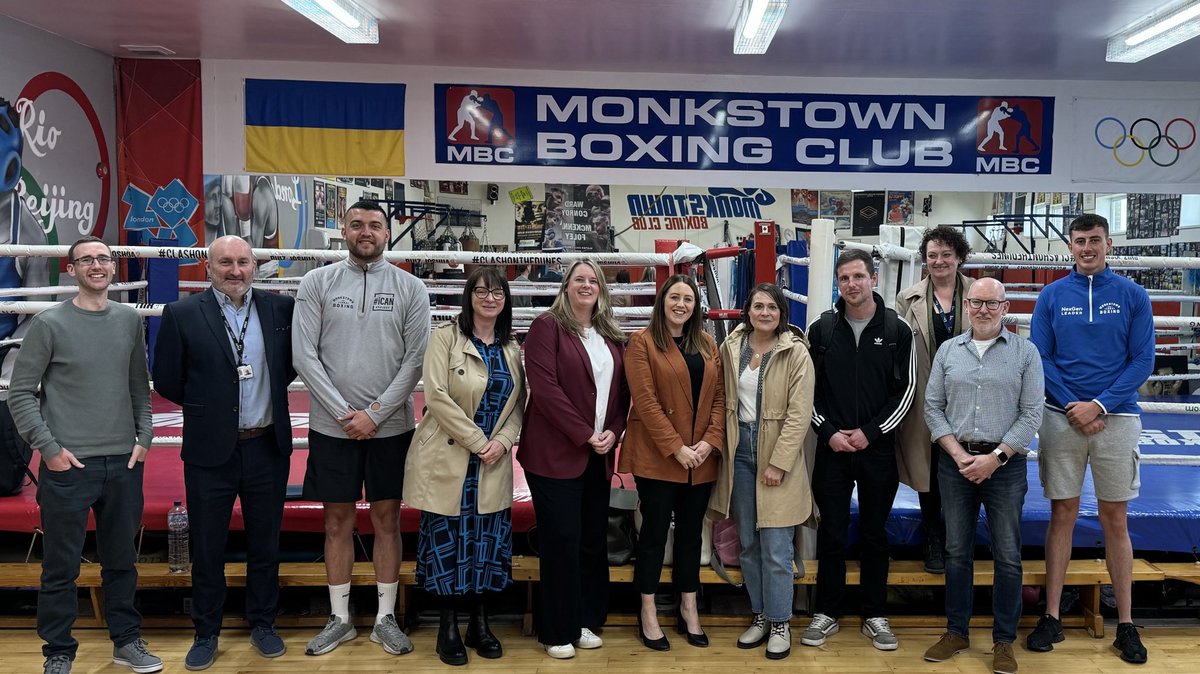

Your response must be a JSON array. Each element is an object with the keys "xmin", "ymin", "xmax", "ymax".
[{"xmin": 416, "ymin": 454, "xmax": 512, "ymax": 595}]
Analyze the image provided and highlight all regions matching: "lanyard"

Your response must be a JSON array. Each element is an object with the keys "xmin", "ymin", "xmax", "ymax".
[
  {"xmin": 932, "ymin": 294, "xmax": 955, "ymax": 335},
  {"xmin": 219, "ymin": 300, "xmax": 253, "ymax": 366}
]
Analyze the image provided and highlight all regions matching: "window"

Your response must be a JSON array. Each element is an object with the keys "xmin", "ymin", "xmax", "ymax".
[
  {"xmin": 1095, "ymin": 194, "xmax": 1127, "ymax": 235},
  {"xmin": 1182, "ymin": 195, "xmax": 1200, "ymax": 229}
]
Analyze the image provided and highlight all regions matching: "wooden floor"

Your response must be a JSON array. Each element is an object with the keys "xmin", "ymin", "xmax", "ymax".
[{"xmin": 1, "ymin": 623, "xmax": 1199, "ymax": 673}]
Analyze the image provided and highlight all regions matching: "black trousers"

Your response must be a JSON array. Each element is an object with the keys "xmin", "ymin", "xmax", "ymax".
[
  {"xmin": 917, "ymin": 442, "xmax": 945, "ymax": 535},
  {"xmin": 632, "ymin": 476, "xmax": 713, "ymax": 595},
  {"xmin": 184, "ymin": 433, "xmax": 289, "ymax": 637},
  {"xmin": 525, "ymin": 453, "xmax": 609, "ymax": 646},
  {"xmin": 37, "ymin": 455, "xmax": 144, "ymax": 659},
  {"xmin": 812, "ymin": 441, "xmax": 900, "ymax": 619}
]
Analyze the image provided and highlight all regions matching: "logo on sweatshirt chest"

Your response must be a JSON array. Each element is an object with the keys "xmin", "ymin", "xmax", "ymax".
[
  {"xmin": 331, "ymin": 295, "xmax": 356, "ymax": 310},
  {"xmin": 1060, "ymin": 305, "xmax": 1083, "ymax": 316},
  {"xmin": 1099, "ymin": 302, "xmax": 1121, "ymax": 315},
  {"xmin": 372, "ymin": 293, "xmax": 396, "ymax": 312}
]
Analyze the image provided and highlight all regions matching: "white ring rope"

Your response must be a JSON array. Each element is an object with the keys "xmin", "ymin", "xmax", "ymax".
[
  {"xmin": 1147, "ymin": 373, "xmax": 1200, "ymax": 382},
  {"xmin": 1001, "ymin": 314, "xmax": 1200, "ymax": 330},
  {"xmin": 0, "ymin": 244, "xmax": 672, "ymax": 267},
  {"xmin": 782, "ymin": 289, "xmax": 809, "ymax": 304},
  {"xmin": 838, "ymin": 240, "xmax": 1200, "ymax": 270},
  {"xmin": 1004, "ymin": 292, "xmax": 1200, "ymax": 304},
  {"xmin": 777, "ymin": 255, "xmax": 810, "ymax": 269},
  {"xmin": 1024, "ymin": 451, "xmax": 1200, "ymax": 466},
  {"xmin": 0, "ymin": 281, "xmax": 148, "ymax": 297},
  {"xmin": 1140, "ymin": 402, "xmax": 1200, "ymax": 414}
]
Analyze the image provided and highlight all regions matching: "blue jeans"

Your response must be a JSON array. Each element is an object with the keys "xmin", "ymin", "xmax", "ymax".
[
  {"xmin": 939, "ymin": 452, "xmax": 1028, "ymax": 644},
  {"xmin": 730, "ymin": 422, "xmax": 795, "ymax": 623},
  {"xmin": 37, "ymin": 455, "xmax": 145, "ymax": 659}
]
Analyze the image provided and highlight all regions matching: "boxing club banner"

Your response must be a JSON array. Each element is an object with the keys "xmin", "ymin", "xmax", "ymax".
[
  {"xmin": 1071, "ymin": 98, "xmax": 1200, "ymax": 185},
  {"xmin": 436, "ymin": 84, "xmax": 1055, "ymax": 175}
]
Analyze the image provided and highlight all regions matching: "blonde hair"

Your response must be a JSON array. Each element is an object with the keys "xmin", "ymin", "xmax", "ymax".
[{"xmin": 547, "ymin": 259, "xmax": 626, "ymax": 343}]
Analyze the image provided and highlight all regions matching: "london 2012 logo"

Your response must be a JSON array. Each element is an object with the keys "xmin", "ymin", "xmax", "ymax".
[
  {"xmin": 1093, "ymin": 116, "xmax": 1196, "ymax": 168},
  {"xmin": 444, "ymin": 86, "xmax": 516, "ymax": 164}
]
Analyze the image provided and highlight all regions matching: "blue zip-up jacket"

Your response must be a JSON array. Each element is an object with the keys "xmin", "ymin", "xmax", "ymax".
[{"xmin": 1029, "ymin": 266, "xmax": 1154, "ymax": 415}]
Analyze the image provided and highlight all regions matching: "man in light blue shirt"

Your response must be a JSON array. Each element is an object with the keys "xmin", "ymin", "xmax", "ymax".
[{"xmin": 922, "ymin": 278, "xmax": 1043, "ymax": 674}]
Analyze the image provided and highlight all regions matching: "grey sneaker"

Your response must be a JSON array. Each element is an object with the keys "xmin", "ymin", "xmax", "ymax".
[
  {"xmin": 43, "ymin": 655, "xmax": 72, "ymax": 674},
  {"xmin": 370, "ymin": 614, "xmax": 413, "ymax": 655},
  {"xmin": 800, "ymin": 613, "xmax": 839, "ymax": 646},
  {"xmin": 862, "ymin": 616, "xmax": 899, "ymax": 651},
  {"xmin": 306, "ymin": 615, "xmax": 357, "ymax": 656},
  {"xmin": 112, "ymin": 638, "xmax": 164, "ymax": 673}
]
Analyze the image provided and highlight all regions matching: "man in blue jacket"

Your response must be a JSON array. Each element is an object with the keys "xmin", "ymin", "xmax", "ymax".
[{"xmin": 1027, "ymin": 214, "xmax": 1154, "ymax": 665}]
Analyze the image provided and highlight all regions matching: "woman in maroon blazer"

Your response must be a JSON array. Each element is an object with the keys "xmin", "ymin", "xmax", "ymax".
[
  {"xmin": 619, "ymin": 274, "xmax": 724, "ymax": 651},
  {"xmin": 518, "ymin": 259, "xmax": 629, "ymax": 659}
]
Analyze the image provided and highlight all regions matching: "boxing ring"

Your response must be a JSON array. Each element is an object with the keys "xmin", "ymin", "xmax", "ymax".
[{"xmin": 1, "ymin": 226, "xmax": 1198, "ymax": 557}]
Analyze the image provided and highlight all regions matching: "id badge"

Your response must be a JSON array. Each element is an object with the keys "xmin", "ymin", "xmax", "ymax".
[{"xmin": 237, "ymin": 364, "xmax": 254, "ymax": 381}]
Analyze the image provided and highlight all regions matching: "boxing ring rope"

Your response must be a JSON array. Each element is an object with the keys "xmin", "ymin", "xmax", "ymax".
[
  {"xmin": 0, "ymin": 281, "xmax": 148, "ymax": 297},
  {"xmin": 837, "ymin": 240, "xmax": 1200, "ymax": 270},
  {"xmin": 0, "ymin": 244, "xmax": 675, "ymax": 268},
  {"xmin": 782, "ymin": 288, "xmax": 809, "ymax": 304},
  {"xmin": 1004, "ymin": 292, "xmax": 1199, "ymax": 304}
]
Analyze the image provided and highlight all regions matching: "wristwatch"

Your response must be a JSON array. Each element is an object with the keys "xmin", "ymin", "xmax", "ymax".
[{"xmin": 991, "ymin": 447, "xmax": 1010, "ymax": 465}]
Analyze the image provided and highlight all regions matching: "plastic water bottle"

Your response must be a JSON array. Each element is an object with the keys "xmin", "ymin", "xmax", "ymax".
[{"xmin": 167, "ymin": 501, "xmax": 190, "ymax": 574}]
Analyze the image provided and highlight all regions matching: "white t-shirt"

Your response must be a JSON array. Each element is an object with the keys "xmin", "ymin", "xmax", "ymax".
[
  {"xmin": 738, "ymin": 363, "xmax": 759, "ymax": 423},
  {"xmin": 580, "ymin": 327, "xmax": 613, "ymax": 433},
  {"xmin": 973, "ymin": 335, "xmax": 1000, "ymax": 359}
]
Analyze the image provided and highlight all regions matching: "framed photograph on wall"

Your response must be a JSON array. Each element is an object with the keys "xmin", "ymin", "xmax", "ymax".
[{"xmin": 439, "ymin": 181, "xmax": 469, "ymax": 195}]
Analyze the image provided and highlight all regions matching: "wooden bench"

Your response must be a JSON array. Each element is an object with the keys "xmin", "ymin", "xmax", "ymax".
[{"xmin": 0, "ymin": 558, "xmax": 1167, "ymax": 637}]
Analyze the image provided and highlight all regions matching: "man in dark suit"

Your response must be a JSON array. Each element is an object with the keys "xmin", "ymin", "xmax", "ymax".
[{"xmin": 152, "ymin": 235, "xmax": 296, "ymax": 671}]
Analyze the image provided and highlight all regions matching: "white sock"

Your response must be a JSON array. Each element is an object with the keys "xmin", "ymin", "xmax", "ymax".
[
  {"xmin": 329, "ymin": 582, "xmax": 351, "ymax": 624},
  {"xmin": 376, "ymin": 581, "xmax": 399, "ymax": 622}
]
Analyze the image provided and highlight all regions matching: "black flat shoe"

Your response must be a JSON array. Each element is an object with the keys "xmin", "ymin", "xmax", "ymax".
[
  {"xmin": 675, "ymin": 608, "xmax": 709, "ymax": 647},
  {"xmin": 638, "ymin": 616, "xmax": 670, "ymax": 651}
]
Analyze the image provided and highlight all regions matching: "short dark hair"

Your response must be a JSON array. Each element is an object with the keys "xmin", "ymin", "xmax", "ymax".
[
  {"xmin": 458, "ymin": 266, "xmax": 513, "ymax": 345},
  {"xmin": 741, "ymin": 283, "xmax": 790, "ymax": 336},
  {"xmin": 68, "ymin": 235, "xmax": 109, "ymax": 262},
  {"xmin": 835, "ymin": 248, "xmax": 876, "ymax": 276},
  {"xmin": 615, "ymin": 269, "xmax": 631, "ymax": 284},
  {"xmin": 919, "ymin": 226, "xmax": 970, "ymax": 262},
  {"xmin": 344, "ymin": 200, "xmax": 388, "ymax": 222},
  {"xmin": 1069, "ymin": 213, "xmax": 1109, "ymax": 237}
]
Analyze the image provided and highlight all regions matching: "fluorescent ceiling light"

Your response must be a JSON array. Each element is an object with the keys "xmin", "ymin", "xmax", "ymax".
[
  {"xmin": 734, "ymin": 0, "xmax": 789, "ymax": 55},
  {"xmin": 281, "ymin": 0, "xmax": 379, "ymax": 44},
  {"xmin": 1107, "ymin": 0, "xmax": 1200, "ymax": 63}
]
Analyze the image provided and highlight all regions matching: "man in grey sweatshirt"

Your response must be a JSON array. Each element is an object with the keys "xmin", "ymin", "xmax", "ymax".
[
  {"xmin": 293, "ymin": 200, "xmax": 430, "ymax": 657},
  {"xmin": 8, "ymin": 236, "xmax": 158, "ymax": 674}
]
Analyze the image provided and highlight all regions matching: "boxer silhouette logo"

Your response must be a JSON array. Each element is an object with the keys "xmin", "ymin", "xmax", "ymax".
[
  {"xmin": 976, "ymin": 98, "xmax": 1043, "ymax": 155},
  {"xmin": 446, "ymin": 86, "xmax": 516, "ymax": 148}
]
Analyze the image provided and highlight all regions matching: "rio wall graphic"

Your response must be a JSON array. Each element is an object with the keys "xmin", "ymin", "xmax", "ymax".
[{"xmin": 436, "ymin": 84, "xmax": 1055, "ymax": 175}]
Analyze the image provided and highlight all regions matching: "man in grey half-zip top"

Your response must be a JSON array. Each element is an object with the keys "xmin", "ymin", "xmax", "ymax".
[{"xmin": 293, "ymin": 200, "xmax": 430, "ymax": 658}]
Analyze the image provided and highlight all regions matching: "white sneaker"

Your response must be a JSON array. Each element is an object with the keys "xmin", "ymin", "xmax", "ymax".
[
  {"xmin": 545, "ymin": 644, "xmax": 576, "ymax": 659},
  {"xmin": 737, "ymin": 614, "xmax": 768, "ymax": 648},
  {"xmin": 574, "ymin": 627, "xmax": 603, "ymax": 649},
  {"xmin": 765, "ymin": 621, "xmax": 791, "ymax": 660}
]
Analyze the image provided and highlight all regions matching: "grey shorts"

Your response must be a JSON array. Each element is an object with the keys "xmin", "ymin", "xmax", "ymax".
[{"xmin": 1037, "ymin": 408, "xmax": 1141, "ymax": 502}]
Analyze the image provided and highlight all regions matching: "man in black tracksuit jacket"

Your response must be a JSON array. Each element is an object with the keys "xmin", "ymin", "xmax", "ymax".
[{"xmin": 800, "ymin": 249, "xmax": 916, "ymax": 652}]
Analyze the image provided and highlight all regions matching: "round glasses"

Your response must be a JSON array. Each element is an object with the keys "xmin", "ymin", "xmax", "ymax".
[{"xmin": 472, "ymin": 287, "xmax": 505, "ymax": 300}]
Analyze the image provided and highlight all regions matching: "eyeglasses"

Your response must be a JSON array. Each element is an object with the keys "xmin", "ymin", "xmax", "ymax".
[
  {"xmin": 966, "ymin": 299, "xmax": 1005, "ymax": 310},
  {"xmin": 472, "ymin": 287, "xmax": 505, "ymax": 300},
  {"xmin": 72, "ymin": 255, "xmax": 114, "ymax": 266}
]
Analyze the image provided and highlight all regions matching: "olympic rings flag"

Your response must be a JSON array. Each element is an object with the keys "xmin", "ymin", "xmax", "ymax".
[{"xmin": 1072, "ymin": 98, "xmax": 1200, "ymax": 184}]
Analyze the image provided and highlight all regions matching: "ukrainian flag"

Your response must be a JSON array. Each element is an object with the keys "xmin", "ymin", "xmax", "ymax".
[{"xmin": 244, "ymin": 79, "xmax": 405, "ymax": 176}]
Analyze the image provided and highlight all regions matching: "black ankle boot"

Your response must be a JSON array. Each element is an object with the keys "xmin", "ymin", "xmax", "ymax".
[
  {"xmin": 465, "ymin": 600, "xmax": 503, "ymax": 659},
  {"xmin": 437, "ymin": 608, "xmax": 468, "ymax": 666}
]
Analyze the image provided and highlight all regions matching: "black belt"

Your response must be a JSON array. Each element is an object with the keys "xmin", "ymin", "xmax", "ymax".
[
  {"xmin": 961, "ymin": 441, "xmax": 1000, "ymax": 455},
  {"xmin": 238, "ymin": 426, "xmax": 271, "ymax": 441}
]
